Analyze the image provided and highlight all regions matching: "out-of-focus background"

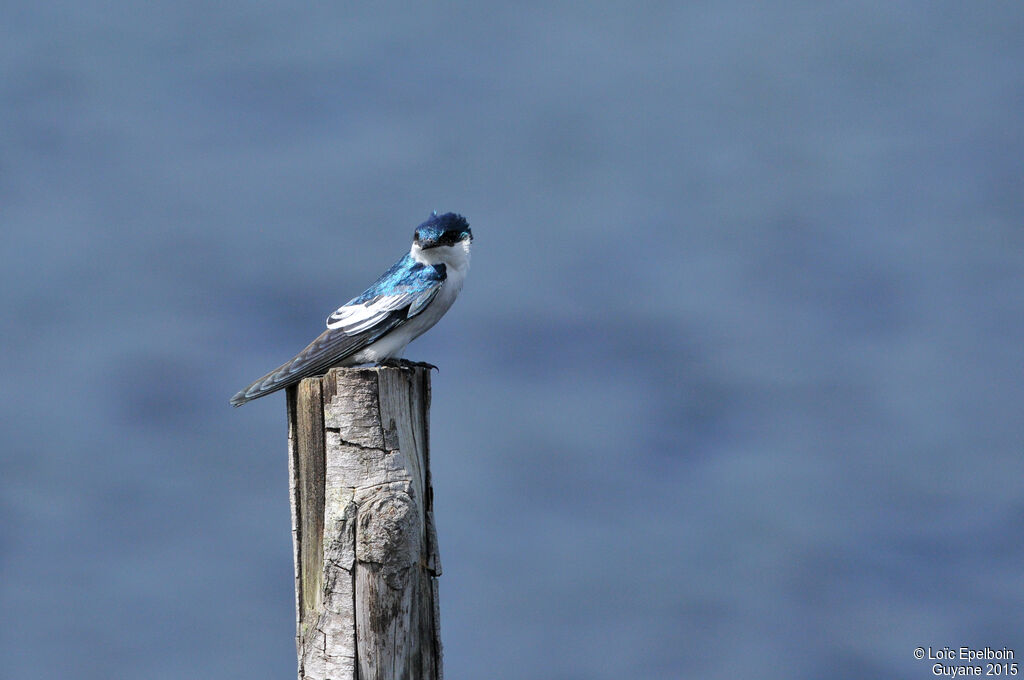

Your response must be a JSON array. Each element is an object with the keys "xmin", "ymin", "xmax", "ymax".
[{"xmin": 3, "ymin": 3, "xmax": 1022, "ymax": 679}]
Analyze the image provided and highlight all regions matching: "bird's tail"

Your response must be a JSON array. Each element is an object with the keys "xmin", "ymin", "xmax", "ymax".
[
  {"xmin": 230, "ymin": 315, "xmax": 404, "ymax": 406},
  {"xmin": 230, "ymin": 363, "xmax": 299, "ymax": 406},
  {"xmin": 230, "ymin": 338, "xmax": 340, "ymax": 406}
]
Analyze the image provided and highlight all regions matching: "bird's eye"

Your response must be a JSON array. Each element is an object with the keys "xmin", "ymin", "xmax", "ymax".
[{"xmin": 415, "ymin": 231, "xmax": 421, "ymax": 240}]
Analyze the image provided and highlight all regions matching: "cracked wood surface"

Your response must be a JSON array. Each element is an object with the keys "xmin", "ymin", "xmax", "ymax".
[{"xmin": 287, "ymin": 367, "xmax": 442, "ymax": 680}]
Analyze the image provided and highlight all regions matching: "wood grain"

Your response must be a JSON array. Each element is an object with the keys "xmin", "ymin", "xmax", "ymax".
[{"xmin": 289, "ymin": 366, "xmax": 442, "ymax": 680}]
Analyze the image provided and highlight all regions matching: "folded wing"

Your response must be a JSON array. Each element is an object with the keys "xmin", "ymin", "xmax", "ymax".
[{"xmin": 326, "ymin": 256, "xmax": 445, "ymax": 332}]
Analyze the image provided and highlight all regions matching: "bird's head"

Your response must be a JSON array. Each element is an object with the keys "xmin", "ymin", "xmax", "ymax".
[
  {"xmin": 411, "ymin": 212, "xmax": 472, "ymax": 268},
  {"xmin": 413, "ymin": 212, "xmax": 472, "ymax": 249}
]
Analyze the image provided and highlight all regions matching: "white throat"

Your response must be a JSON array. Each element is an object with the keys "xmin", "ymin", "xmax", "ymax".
[{"xmin": 410, "ymin": 240, "xmax": 472, "ymax": 272}]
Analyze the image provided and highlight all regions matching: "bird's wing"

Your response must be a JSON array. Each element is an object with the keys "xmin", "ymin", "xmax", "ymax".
[
  {"xmin": 326, "ymin": 255, "xmax": 445, "ymax": 331},
  {"xmin": 230, "ymin": 256, "xmax": 446, "ymax": 406}
]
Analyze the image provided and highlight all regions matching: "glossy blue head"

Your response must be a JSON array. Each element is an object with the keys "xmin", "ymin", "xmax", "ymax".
[{"xmin": 413, "ymin": 212, "xmax": 472, "ymax": 249}]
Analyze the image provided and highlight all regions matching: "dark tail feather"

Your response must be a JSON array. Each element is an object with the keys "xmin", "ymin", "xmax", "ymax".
[
  {"xmin": 229, "ymin": 314, "xmax": 404, "ymax": 406},
  {"xmin": 230, "ymin": 366, "xmax": 294, "ymax": 406}
]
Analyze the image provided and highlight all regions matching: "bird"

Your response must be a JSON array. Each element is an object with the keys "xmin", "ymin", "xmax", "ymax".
[{"xmin": 230, "ymin": 212, "xmax": 472, "ymax": 406}]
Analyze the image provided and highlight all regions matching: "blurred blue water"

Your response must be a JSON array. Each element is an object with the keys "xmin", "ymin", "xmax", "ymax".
[{"xmin": 2, "ymin": 3, "xmax": 1023, "ymax": 679}]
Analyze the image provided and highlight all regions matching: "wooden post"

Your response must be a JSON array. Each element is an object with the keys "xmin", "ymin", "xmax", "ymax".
[{"xmin": 286, "ymin": 366, "xmax": 443, "ymax": 680}]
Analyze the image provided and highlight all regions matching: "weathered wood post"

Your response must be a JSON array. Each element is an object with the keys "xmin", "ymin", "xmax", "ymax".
[{"xmin": 286, "ymin": 366, "xmax": 442, "ymax": 680}]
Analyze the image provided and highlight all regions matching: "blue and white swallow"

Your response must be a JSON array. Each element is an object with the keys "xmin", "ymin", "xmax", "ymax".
[{"xmin": 230, "ymin": 212, "xmax": 472, "ymax": 406}]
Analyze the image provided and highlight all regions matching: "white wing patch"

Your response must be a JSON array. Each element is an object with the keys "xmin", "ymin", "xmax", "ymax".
[
  {"xmin": 326, "ymin": 300, "xmax": 390, "ymax": 333},
  {"xmin": 325, "ymin": 285, "xmax": 443, "ymax": 334}
]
